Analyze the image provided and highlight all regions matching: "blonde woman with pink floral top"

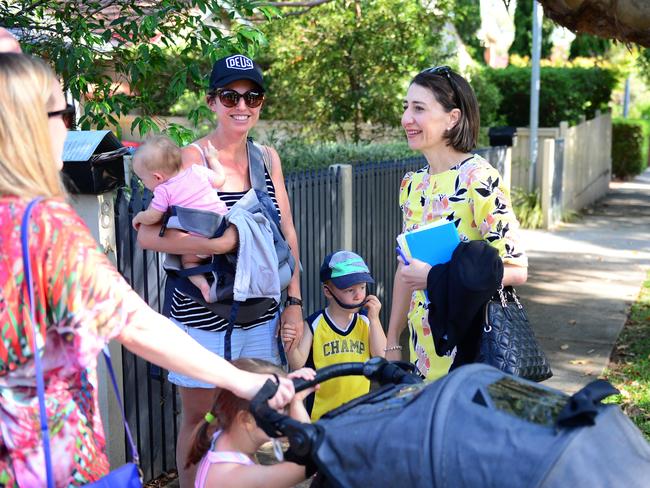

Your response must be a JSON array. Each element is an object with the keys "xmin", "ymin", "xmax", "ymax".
[
  {"xmin": 386, "ymin": 66, "xmax": 528, "ymax": 381},
  {"xmin": 0, "ymin": 53, "xmax": 295, "ymax": 487}
]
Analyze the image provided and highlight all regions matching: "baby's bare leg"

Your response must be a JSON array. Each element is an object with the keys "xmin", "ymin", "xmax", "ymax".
[{"xmin": 181, "ymin": 254, "xmax": 212, "ymax": 303}]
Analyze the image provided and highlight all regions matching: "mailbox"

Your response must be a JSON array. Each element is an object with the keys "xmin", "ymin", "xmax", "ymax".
[
  {"xmin": 488, "ymin": 126, "xmax": 517, "ymax": 147},
  {"xmin": 62, "ymin": 130, "xmax": 128, "ymax": 194}
]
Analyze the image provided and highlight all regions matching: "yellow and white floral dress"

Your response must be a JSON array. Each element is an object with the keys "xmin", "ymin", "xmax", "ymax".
[{"xmin": 399, "ymin": 154, "xmax": 528, "ymax": 381}]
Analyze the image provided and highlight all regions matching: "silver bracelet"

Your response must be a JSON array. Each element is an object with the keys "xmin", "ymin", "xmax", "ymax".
[{"xmin": 384, "ymin": 345, "xmax": 403, "ymax": 352}]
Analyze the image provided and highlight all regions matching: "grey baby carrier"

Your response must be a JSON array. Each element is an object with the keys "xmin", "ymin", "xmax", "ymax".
[
  {"xmin": 251, "ymin": 359, "xmax": 650, "ymax": 488},
  {"xmin": 161, "ymin": 139, "xmax": 295, "ymax": 358}
]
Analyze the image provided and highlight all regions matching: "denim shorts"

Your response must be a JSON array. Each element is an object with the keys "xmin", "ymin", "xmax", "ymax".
[{"xmin": 168, "ymin": 312, "xmax": 282, "ymax": 389}]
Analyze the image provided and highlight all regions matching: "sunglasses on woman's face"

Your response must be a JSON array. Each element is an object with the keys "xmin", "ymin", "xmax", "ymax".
[
  {"xmin": 422, "ymin": 65, "xmax": 460, "ymax": 105},
  {"xmin": 216, "ymin": 89, "xmax": 265, "ymax": 108},
  {"xmin": 47, "ymin": 104, "xmax": 76, "ymax": 129}
]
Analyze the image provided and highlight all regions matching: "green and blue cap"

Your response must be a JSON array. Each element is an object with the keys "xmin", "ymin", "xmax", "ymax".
[{"xmin": 320, "ymin": 251, "xmax": 374, "ymax": 289}]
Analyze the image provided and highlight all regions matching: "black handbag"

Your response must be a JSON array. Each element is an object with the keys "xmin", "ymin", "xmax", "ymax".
[{"xmin": 477, "ymin": 285, "xmax": 553, "ymax": 382}]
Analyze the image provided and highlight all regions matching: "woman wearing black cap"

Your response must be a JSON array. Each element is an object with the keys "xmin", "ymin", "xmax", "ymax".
[{"xmin": 137, "ymin": 54, "xmax": 304, "ymax": 486}]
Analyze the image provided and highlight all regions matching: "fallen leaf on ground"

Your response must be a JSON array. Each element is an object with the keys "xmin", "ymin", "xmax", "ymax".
[{"xmin": 569, "ymin": 359, "xmax": 589, "ymax": 365}]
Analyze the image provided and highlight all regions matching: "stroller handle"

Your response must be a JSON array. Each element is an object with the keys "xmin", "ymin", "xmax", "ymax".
[
  {"xmin": 292, "ymin": 357, "xmax": 421, "ymax": 392},
  {"xmin": 249, "ymin": 358, "xmax": 420, "ymax": 465}
]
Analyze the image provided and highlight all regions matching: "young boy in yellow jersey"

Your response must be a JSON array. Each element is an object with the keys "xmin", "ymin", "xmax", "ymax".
[{"xmin": 283, "ymin": 251, "xmax": 387, "ymax": 420}]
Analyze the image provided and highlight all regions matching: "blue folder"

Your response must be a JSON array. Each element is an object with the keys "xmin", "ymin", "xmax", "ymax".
[{"xmin": 397, "ymin": 219, "xmax": 460, "ymax": 266}]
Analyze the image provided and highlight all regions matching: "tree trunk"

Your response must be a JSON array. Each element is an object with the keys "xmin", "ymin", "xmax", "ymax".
[{"xmin": 538, "ymin": 0, "xmax": 650, "ymax": 47}]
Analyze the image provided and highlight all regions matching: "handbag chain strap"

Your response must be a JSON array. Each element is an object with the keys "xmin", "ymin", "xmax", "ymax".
[
  {"xmin": 21, "ymin": 198, "xmax": 140, "ymax": 486},
  {"xmin": 496, "ymin": 284, "xmax": 508, "ymax": 308},
  {"xmin": 496, "ymin": 285, "xmax": 523, "ymax": 310}
]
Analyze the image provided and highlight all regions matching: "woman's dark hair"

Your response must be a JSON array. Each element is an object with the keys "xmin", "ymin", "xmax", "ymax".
[
  {"xmin": 185, "ymin": 358, "xmax": 285, "ymax": 468},
  {"xmin": 411, "ymin": 67, "xmax": 480, "ymax": 152}
]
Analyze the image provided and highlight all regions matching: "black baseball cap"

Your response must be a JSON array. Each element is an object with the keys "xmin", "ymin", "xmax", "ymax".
[{"xmin": 209, "ymin": 54, "xmax": 265, "ymax": 91}]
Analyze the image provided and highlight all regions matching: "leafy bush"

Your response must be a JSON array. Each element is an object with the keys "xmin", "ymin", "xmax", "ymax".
[
  {"xmin": 470, "ymin": 69, "xmax": 505, "ymax": 129},
  {"xmin": 484, "ymin": 66, "xmax": 619, "ymax": 127},
  {"xmin": 277, "ymin": 140, "xmax": 422, "ymax": 173},
  {"xmin": 569, "ymin": 34, "xmax": 611, "ymax": 59},
  {"xmin": 452, "ymin": 0, "xmax": 483, "ymax": 62},
  {"xmin": 612, "ymin": 119, "xmax": 650, "ymax": 179},
  {"xmin": 509, "ymin": 0, "xmax": 554, "ymax": 59},
  {"xmin": 511, "ymin": 188, "xmax": 543, "ymax": 229},
  {"xmin": 259, "ymin": 0, "xmax": 451, "ymax": 142}
]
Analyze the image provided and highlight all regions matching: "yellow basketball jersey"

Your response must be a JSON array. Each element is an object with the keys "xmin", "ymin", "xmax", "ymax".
[{"xmin": 305, "ymin": 309, "xmax": 371, "ymax": 421}]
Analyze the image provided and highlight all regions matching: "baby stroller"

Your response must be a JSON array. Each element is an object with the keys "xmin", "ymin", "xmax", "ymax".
[{"xmin": 251, "ymin": 358, "xmax": 650, "ymax": 488}]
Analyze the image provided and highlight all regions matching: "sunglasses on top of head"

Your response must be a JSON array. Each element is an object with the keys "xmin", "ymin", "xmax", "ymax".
[
  {"xmin": 47, "ymin": 103, "xmax": 76, "ymax": 129},
  {"xmin": 216, "ymin": 89, "xmax": 265, "ymax": 108},
  {"xmin": 421, "ymin": 65, "xmax": 460, "ymax": 105}
]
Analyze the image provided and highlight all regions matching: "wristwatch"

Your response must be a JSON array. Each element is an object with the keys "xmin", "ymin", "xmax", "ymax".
[{"xmin": 285, "ymin": 296, "xmax": 303, "ymax": 308}]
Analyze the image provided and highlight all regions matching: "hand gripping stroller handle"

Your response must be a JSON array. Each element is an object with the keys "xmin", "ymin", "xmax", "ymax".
[
  {"xmin": 249, "ymin": 379, "xmax": 320, "ymax": 461},
  {"xmin": 292, "ymin": 357, "xmax": 421, "ymax": 392}
]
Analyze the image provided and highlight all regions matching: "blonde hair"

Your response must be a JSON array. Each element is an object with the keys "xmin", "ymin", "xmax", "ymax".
[
  {"xmin": 0, "ymin": 53, "xmax": 66, "ymax": 198},
  {"xmin": 133, "ymin": 134, "xmax": 182, "ymax": 175}
]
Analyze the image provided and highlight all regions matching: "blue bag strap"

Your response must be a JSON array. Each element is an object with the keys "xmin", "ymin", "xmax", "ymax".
[
  {"xmin": 224, "ymin": 302, "xmax": 240, "ymax": 361},
  {"xmin": 20, "ymin": 197, "xmax": 54, "ymax": 488},
  {"xmin": 173, "ymin": 262, "xmax": 217, "ymax": 277},
  {"xmin": 101, "ymin": 347, "xmax": 140, "ymax": 466},
  {"xmin": 22, "ymin": 198, "xmax": 140, "ymax": 488}
]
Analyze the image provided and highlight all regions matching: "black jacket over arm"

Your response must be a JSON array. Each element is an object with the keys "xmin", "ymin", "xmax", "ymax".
[{"xmin": 426, "ymin": 241, "xmax": 504, "ymax": 369}]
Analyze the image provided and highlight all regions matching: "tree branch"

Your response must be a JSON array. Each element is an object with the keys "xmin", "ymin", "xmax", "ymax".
[
  {"xmin": 262, "ymin": 0, "xmax": 333, "ymax": 8},
  {"xmin": 12, "ymin": 0, "xmax": 50, "ymax": 18}
]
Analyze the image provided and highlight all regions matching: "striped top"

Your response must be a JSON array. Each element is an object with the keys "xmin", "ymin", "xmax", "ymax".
[{"xmin": 171, "ymin": 146, "xmax": 282, "ymax": 332}]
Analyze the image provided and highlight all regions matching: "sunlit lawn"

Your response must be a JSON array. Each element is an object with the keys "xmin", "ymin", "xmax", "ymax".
[{"xmin": 603, "ymin": 272, "xmax": 650, "ymax": 439}]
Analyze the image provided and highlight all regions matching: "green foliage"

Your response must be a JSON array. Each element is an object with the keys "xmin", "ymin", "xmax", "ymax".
[
  {"xmin": 603, "ymin": 272, "xmax": 650, "ymax": 440},
  {"xmin": 638, "ymin": 49, "xmax": 650, "ymax": 87},
  {"xmin": 3, "ymin": 0, "xmax": 270, "ymax": 143},
  {"xmin": 569, "ymin": 34, "xmax": 611, "ymax": 59},
  {"xmin": 484, "ymin": 66, "xmax": 619, "ymax": 126},
  {"xmin": 511, "ymin": 187, "xmax": 543, "ymax": 229},
  {"xmin": 612, "ymin": 119, "xmax": 650, "ymax": 179},
  {"xmin": 259, "ymin": 0, "xmax": 452, "ymax": 143},
  {"xmin": 509, "ymin": 0, "xmax": 554, "ymax": 59},
  {"xmin": 469, "ymin": 69, "xmax": 505, "ymax": 129},
  {"xmin": 277, "ymin": 140, "xmax": 421, "ymax": 173},
  {"xmin": 452, "ymin": 0, "xmax": 483, "ymax": 62}
]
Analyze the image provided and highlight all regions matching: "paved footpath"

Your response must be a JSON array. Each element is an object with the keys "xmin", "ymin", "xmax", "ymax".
[{"xmin": 518, "ymin": 168, "xmax": 650, "ymax": 393}]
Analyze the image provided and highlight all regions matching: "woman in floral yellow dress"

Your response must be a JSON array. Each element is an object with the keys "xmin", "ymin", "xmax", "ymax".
[{"xmin": 386, "ymin": 66, "xmax": 528, "ymax": 381}]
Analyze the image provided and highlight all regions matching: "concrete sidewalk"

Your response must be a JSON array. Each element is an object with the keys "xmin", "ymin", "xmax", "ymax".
[{"xmin": 518, "ymin": 168, "xmax": 650, "ymax": 393}]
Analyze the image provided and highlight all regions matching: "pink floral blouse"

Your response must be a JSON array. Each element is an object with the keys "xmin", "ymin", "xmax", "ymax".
[{"xmin": 0, "ymin": 197, "xmax": 148, "ymax": 486}]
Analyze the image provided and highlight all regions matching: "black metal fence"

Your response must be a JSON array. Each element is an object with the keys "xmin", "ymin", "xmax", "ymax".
[
  {"xmin": 286, "ymin": 166, "xmax": 343, "ymax": 315},
  {"xmin": 114, "ymin": 181, "xmax": 178, "ymax": 480},
  {"xmin": 352, "ymin": 157, "xmax": 426, "ymax": 324},
  {"xmin": 112, "ymin": 148, "xmax": 505, "ymax": 480}
]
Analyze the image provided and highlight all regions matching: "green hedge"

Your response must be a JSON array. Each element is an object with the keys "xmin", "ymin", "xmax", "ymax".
[
  {"xmin": 277, "ymin": 140, "xmax": 422, "ymax": 173},
  {"xmin": 612, "ymin": 119, "xmax": 650, "ymax": 179},
  {"xmin": 484, "ymin": 66, "xmax": 618, "ymax": 127}
]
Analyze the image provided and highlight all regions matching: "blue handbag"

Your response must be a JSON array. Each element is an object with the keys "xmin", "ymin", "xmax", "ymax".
[{"xmin": 21, "ymin": 198, "xmax": 142, "ymax": 487}]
